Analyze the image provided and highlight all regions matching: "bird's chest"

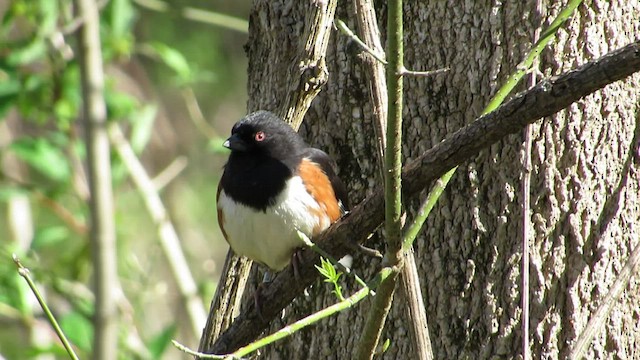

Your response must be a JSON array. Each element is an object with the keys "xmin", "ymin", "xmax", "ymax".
[{"xmin": 218, "ymin": 176, "xmax": 328, "ymax": 271}]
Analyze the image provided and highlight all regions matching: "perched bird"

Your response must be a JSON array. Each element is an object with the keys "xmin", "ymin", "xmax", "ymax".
[{"xmin": 217, "ymin": 111, "xmax": 349, "ymax": 273}]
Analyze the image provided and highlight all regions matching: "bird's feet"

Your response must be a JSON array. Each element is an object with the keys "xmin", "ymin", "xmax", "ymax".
[
  {"xmin": 254, "ymin": 271, "xmax": 274, "ymax": 322},
  {"xmin": 291, "ymin": 248, "xmax": 303, "ymax": 282}
]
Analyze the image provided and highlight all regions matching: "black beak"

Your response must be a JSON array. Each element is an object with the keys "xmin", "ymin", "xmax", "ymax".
[{"xmin": 223, "ymin": 134, "xmax": 248, "ymax": 152}]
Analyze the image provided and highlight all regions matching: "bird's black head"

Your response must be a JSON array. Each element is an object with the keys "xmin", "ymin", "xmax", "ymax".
[{"xmin": 223, "ymin": 111, "xmax": 305, "ymax": 160}]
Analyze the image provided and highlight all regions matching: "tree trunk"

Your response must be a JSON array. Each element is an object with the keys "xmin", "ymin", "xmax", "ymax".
[{"xmin": 240, "ymin": 0, "xmax": 640, "ymax": 358}]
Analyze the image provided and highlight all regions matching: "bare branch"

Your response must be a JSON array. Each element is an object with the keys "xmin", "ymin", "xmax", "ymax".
[
  {"xmin": 133, "ymin": 0, "xmax": 248, "ymax": 33},
  {"xmin": 279, "ymin": 0, "xmax": 338, "ymax": 130},
  {"xmin": 76, "ymin": 0, "xmax": 118, "ymax": 357}
]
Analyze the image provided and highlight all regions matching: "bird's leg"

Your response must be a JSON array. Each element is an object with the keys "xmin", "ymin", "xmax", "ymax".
[
  {"xmin": 290, "ymin": 248, "xmax": 303, "ymax": 282},
  {"xmin": 254, "ymin": 271, "xmax": 274, "ymax": 322}
]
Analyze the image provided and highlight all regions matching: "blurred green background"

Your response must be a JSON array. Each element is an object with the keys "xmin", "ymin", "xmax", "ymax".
[{"xmin": 0, "ymin": 0, "xmax": 251, "ymax": 358}]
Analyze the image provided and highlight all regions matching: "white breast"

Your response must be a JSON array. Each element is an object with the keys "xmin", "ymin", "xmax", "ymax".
[{"xmin": 218, "ymin": 176, "xmax": 329, "ymax": 271}]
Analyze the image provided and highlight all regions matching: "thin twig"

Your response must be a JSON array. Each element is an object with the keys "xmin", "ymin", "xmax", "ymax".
[
  {"xmin": 181, "ymin": 87, "xmax": 220, "ymax": 140},
  {"xmin": 521, "ymin": 2, "xmax": 543, "ymax": 356},
  {"xmin": 335, "ymin": 19, "xmax": 387, "ymax": 65},
  {"xmin": 399, "ymin": 67, "xmax": 449, "ymax": 77},
  {"xmin": 133, "ymin": 0, "xmax": 248, "ymax": 33},
  {"xmin": 1, "ymin": 173, "xmax": 88, "ymax": 235},
  {"xmin": 150, "ymin": 156, "xmax": 188, "ymax": 191},
  {"xmin": 34, "ymin": 191, "xmax": 88, "ymax": 235},
  {"xmin": 569, "ymin": 240, "xmax": 640, "ymax": 359},
  {"xmin": 62, "ymin": 0, "xmax": 109, "ymax": 34},
  {"xmin": 13, "ymin": 255, "xmax": 80, "ymax": 360},
  {"xmin": 174, "ymin": 340, "xmax": 230, "ymax": 359}
]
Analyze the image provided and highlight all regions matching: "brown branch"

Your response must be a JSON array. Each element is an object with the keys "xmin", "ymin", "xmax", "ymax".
[
  {"xmin": 279, "ymin": 0, "xmax": 338, "ymax": 130},
  {"xmin": 76, "ymin": 0, "xmax": 118, "ymax": 357},
  {"xmin": 204, "ymin": 40, "xmax": 640, "ymax": 355}
]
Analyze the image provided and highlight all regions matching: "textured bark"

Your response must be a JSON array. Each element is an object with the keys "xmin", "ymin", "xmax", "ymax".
[{"xmin": 233, "ymin": 1, "xmax": 640, "ymax": 358}]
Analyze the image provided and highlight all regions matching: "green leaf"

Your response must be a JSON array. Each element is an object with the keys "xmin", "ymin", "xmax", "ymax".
[
  {"xmin": 129, "ymin": 104, "xmax": 157, "ymax": 153},
  {"xmin": 110, "ymin": 0, "xmax": 136, "ymax": 36},
  {"xmin": 147, "ymin": 324, "xmax": 176, "ymax": 359},
  {"xmin": 54, "ymin": 64, "xmax": 81, "ymax": 129},
  {"xmin": 0, "ymin": 185, "xmax": 29, "ymax": 202},
  {"xmin": 105, "ymin": 89, "xmax": 138, "ymax": 120},
  {"xmin": 0, "ymin": 72, "xmax": 20, "ymax": 97},
  {"xmin": 37, "ymin": 0, "xmax": 58, "ymax": 35},
  {"xmin": 59, "ymin": 311, "xmax": 93, "ymax": 352},
  {"xmin": 25, "ymin": 344, "xmax": 70, "ymax": 357},
  {"xmin": 9, "ymin": 137, "xmax": 70, "ymax": 183},
  {"xmin": 146, "ymin": 42, "xmax": 192, "ymax": 81},
  {"xmin": 381, "ymin": 338, "xmax": 391, "ymax": 353},
  {"xmin": 315, "ymin": 257, "xmax": 344, "ymax": 301},
  {"xmin": 32, "ymin": 226, "xmax": 70, "ymax": 250},
  {"xmin": 0, "ymin": 245, "xmax": 31, "ymax": 315},
  {"xmin": 6, "ymin": 39, "xmax": 46, "ymax": 66}
]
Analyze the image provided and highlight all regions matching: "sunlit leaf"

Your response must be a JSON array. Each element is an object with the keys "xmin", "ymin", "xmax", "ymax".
[
  {"xmin": 110, "ymin": 0, "xmax": 136, "ymax": 37},
  {"xmin": 6, "ymin": 40, "xmax": 46, "ymax": 66},
  {"xmin": 105, "ymin": 89, "xmax": 138, "ymax": 120},
  {"xmin": 381, "ymin": 338, "xmax": 391, "ymax": 353},
  {"xmin": 55, "ymin": 64, "xmax": 81, "ymax": 129},
  {"xmin": 0, "ymin": 73, "xmax": 20, "ymax": 97},
  {"xmin": 146, "ymin": 42, "xmax": 192, "ymax": 82},
  {"xmin": 147, "ymin": 324, "xmax": 176, "ymax": 359},
  {"xmin": 32, "ymin": 226, "xmax": 70, "ymax": 250},
  {"xmin": 129, "ymin": 104, "xmax": 157, "ymax": 153},
  {"xmin": 37, "ymin": 0, "xmax": 57, "ymax": 35},
  {"xmin": 0, "ymin": 245, "xmax": 31, "ymax": 315},
  {"xmin": 59, "ymin": 311, "xmax": 93, "ymax": 352},
  {"xmin": 0, "ymin": 185, "xmax": 29, "ymax": 202},
  {"xmin": 9, "ymin": 137, "xmax": 71, "ymax": 183},
  {"xmin": 25, "ymin": 344, "xmax": 70, "ymax": 357}
]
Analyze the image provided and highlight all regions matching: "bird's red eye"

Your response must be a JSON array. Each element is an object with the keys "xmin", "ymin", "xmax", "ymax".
[{"xmin": 255, "ymin": 131, "xmax": 266, "ymax": 142}]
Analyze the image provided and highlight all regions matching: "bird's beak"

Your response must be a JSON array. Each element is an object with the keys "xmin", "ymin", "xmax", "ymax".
[{"xmin": 223, "ymin": 134, "xmax": 248, "ymax": 152}]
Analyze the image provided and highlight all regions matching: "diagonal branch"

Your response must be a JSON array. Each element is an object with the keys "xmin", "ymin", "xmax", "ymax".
[{"xmin": 207, "ymin": 40, "xmax": 640, "ymax": 355}]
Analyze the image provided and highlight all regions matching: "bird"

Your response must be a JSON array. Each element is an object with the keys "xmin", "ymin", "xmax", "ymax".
[{"xmin": 216, "ymin": 110, "xmax": 349, "ymax": 274}]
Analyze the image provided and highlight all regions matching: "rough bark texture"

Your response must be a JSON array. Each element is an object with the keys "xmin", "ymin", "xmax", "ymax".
[{"xmin": 241, "ymin": 0, "xmax": 640, "ymax": 358}]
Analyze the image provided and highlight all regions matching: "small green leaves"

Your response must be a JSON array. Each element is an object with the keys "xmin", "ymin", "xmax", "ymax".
[
  {"xmin": 315, "ymin": 257, "xmax": 344, "ymax": 301},
  {"xmin": 147, "ymin": 324, "xmax": 177, "ymax": 359},
  {"xmin": 59, "ymin": 310, "xmax": 93, "ymax": 353},
  {"xmin": 145, "ymin": 42, "xmax": 193, "ymax": 83},
  {"xmin": 9, "ymin": 137, "xmax": 71, "ymax": 184}
]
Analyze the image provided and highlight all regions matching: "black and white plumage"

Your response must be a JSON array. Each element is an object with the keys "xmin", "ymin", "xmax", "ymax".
[{"xmin": 217, "ymin": 111, "xmax": 348, "ymax": 271}]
